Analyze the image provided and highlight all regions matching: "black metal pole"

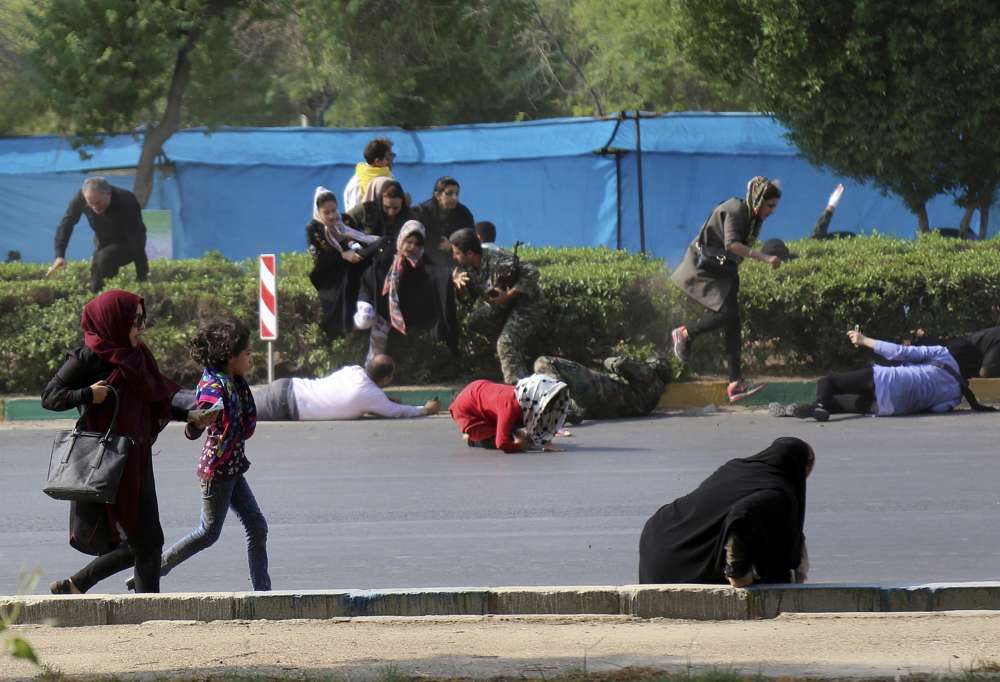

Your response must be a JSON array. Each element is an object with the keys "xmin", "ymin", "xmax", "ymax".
[
  {"xmin": 633, "ymin": 110, "xmax": 646, "ymax": 254},
  {"xmin": 615, "ymin": 151, "xmax": 623, "ymax": 250}
]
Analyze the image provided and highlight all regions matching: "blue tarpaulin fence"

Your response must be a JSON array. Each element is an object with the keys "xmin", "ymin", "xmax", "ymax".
[{"xmin": 1, "ymin": 113, "xmax": 995, "ymax": 268}]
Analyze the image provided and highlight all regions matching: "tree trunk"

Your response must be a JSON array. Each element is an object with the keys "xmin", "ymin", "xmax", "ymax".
[
  {"xmin": 958, "ymin": 203, "xmax": 975, "ymax": 239},
  {"xmin": 980, "ymin": 195, "xmax": 993, "ymax": 241},
  {"xmin": 303, "ymin": 90, "xmax": 334, "ymax": 127},
  {"xmin": 133, "ymin": 38, "xmax": 196, "ymax": 207},
  {"xmin": 915, "ymin": 203, "xmax": 929, "ymax": 234}
]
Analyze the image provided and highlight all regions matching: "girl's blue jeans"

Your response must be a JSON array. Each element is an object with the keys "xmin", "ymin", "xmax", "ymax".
[{"xmin": 160, "ymin": 474, "xmax": 271, "ymax": 591}]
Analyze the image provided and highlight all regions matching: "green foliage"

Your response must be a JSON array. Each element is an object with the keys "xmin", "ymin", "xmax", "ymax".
[
  {"xmin": 0, "ymin": 248, "xmax": 676, "ymax": 393},
  {"xmin": 269, "ymin": 0, "xmax": 562, "ymax": 127},
  {"xmin": 11, "ymin": 0, "xmax": 761, "ymax": 135},
  {"xmin": 552, "ymin": 0, "xmax": 751, "ymax": 115},
  {"xmin": 0, "ymin": 0, "xmax": 57, "ymax": 134},
  {"xmin": 0, "ymin": 570, "xmax": 40, "ymax": 665},
  {"xmin": 24, "ymin": 0, "xmax": 286, "ymax": 157},
  {"xmin": 673, "ymin": 1, "xmax": 1000, "ymax": 232},
  {"xmin": 735, "ymin": 233, "xmax": 1000, "ymax": 372},
  {"xmin": 6, "ymin": 237, "xmax": 998, "ymax": 389}
]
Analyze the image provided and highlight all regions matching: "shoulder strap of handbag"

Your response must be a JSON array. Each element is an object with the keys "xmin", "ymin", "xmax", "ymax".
[
  {"xmin": 697, "ymin": 198, "xmax": 746, "ymax": 259},
  {"xmin": 930, "ymin": 361, "xmax": 996, "ymax": 412},
  {"xmin": 75, "ymin": 386, "xmax": 122, "ymax": 438}
]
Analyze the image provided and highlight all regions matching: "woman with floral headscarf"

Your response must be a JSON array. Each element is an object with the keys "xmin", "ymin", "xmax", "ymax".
[
  {"xmin": 449, "ymin": 374, "xmax": 570, "ymax": 453},
  {"xmin": 355, "ymin": 219, "xmax": 459, "ymax": 362},
  {"xmin": 306, "ymin": 186, "xmax": 383, "ymax": 340},
  {"xmin": 670, "ymin": 176, "xmax": 783, "ymax": 402},
  {"xmin": 41, "ymin": 289, "xmax": 184, "ymax": 594}
]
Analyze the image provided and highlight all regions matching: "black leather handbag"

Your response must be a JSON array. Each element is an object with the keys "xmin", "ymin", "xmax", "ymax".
[
  {"xmin": 43, "ymin": 386, "xmax": 133, "ymax": 504},
  {"xmin": 694, "ymin": 240, "xmax": 738, "ymax": 279}
]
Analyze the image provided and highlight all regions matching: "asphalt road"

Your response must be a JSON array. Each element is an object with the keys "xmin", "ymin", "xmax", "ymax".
[{"xmin": 2, "ymin": 409, "xmax": 998, "ymax": 595}]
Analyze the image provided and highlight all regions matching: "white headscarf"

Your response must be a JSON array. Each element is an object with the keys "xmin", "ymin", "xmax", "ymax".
[
  {"xmin": 515, "ymin": 374, "xmax": 570, "ymax": 449},
  {"xmin": 312, "ymin": 186, "xmax": 378, "ymax": 252}
]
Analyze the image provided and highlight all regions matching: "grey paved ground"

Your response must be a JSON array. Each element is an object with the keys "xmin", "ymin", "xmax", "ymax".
[{"xmin": 2, "ymin": 409, "xmax": 998, "ymax": 594}]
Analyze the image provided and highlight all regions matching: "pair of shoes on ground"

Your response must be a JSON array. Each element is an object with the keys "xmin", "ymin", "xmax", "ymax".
[{"xmin": 768, "ymin": 401, "xmax": 830, "ymax": 422}]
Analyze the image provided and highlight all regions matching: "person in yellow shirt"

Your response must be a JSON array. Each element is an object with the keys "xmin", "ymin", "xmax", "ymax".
[{"xmin": 343, "ymin": 138, "xmax": 395, "ymax": 211}]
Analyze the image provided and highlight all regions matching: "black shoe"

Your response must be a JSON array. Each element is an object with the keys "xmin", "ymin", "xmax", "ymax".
[
  {"xmin": 126, "ymin": 576, "xmax": 135, "ymax": 592},
  {"xmin": 790, "ymin": 402, "xmax": 829, "ymax": 422},
  {"xmin": 566, "ymin": 412, "xmax": 584, "ymax": 426}
]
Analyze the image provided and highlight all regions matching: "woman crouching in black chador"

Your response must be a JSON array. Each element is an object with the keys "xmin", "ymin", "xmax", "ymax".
[{"xmin": 639, "ymin": 437, "xmax": 814, "ymax": 587}]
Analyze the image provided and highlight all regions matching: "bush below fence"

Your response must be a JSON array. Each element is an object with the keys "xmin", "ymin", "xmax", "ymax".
[
  {"xmin": 1, "ymin": 234, "xmax": 999, "ymax": 394},
  {"xmin": 0, "ymin": 248, "xmax": 677, "ymax": 393}
]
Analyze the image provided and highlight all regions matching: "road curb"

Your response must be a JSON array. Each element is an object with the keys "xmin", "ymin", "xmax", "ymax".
[
  {"xmin": 5, "ymin": 582, "xmax": 999, "ymax": 627},
  {"xmin": 659, "ymin": 378, "xmax": 1000, "ymax": 410}
]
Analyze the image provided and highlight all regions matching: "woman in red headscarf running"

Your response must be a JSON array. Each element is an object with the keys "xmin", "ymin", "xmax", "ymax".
[{"xmin": 42, "ymin": 289, "xmax": 185, "ymax": 593}]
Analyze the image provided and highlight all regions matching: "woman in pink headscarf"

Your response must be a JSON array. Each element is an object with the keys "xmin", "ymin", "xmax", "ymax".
[{"xmin": 41, "ymin": 289, "xmax": 182, "ymax": 593}]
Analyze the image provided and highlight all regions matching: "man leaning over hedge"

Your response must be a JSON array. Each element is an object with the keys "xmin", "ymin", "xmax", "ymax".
[
  {"xmin": 46, "ymin": 176, "xmax": 149, "ymax": 293},
  {"xmin": 450, "ymin": 228, "xmax": 544, "ymax": 384}
]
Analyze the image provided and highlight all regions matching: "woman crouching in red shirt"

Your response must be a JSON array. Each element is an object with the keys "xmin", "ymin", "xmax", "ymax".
[{"xmin": 450, "ymin": 374, "xmax": 570, "ymax": 453}]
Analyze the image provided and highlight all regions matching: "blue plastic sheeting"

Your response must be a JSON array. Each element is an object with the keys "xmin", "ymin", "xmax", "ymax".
[
  {"xmin": 174, "ymin": 155, "xmax": 618, "ymax": 260},
  {"xmin": 1, "ymin": 113, "xmax": 997, "ymax": 268},
  {"xmin": 616, "ymin": 151, "xmax": 988, "ymax": 265},
  {"xmin": 165, "ymin": 117, "xmax": 619, "ymax": 165},
  {"xmin": 0, "ymin": 134, "xmax": 144, "ymax": 174},
  {"xmin": 0, "ymin": 170, "xmax": 180, "ymax": 263},
  {"xmin": 611, "ymin": 112, "xmax": 799, "ymax": 156}
]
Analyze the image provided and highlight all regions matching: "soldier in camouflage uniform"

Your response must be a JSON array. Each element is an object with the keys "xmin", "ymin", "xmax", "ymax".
[
  {"xmin": 449, "ymin": 228, "xmax": 544, "ymax": 383},
  {"xmin": 533, "ymin": 355, "xmax": 671, "ymax": 420}
]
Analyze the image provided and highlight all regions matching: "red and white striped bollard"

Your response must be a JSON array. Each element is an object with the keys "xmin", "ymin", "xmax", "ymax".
[{"xmin": 259, "ymin": 254, "xmax": 277, "ymax": 384}]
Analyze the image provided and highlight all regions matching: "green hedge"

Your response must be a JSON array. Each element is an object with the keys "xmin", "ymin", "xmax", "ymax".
[
  {"xmin": 734, "ymin": 233, "xmax": 1000, "ymax": 371},
  {"xmin": 0, "ymin": 248, "xmax": 678, "ymax": 393},
  {"xmin": 3, "ymin": 234, "xmax": 999, "ymax": 394}
]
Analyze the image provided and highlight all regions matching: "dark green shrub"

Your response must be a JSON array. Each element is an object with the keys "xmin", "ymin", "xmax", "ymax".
[
  {"xmin": 6, "ymin": 234, "xmax": 996, "ymax": 392},
  {"xmin": 736, "ymin": 232, "xmax": 1000, "ymax": 372},
  {"xmin": 0, "ymin": 248, "xmax": 677, "ymax": 392}
]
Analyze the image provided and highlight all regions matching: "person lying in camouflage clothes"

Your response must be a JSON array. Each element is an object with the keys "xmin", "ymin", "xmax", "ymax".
[
  {"xmin": 533, "ymin": 355, "xmax": 671, "ymax": 422},
  {"xmin": 450, "ymin": 228, "xmax": 544, "ymax": 384}
]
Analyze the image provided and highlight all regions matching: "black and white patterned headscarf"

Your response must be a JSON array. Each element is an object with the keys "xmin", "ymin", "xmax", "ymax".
[{"xmin": 515, "ymin": 373, "xmax": 570, "ymax": 449}]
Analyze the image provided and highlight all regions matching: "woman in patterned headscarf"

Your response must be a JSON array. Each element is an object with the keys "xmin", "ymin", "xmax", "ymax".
[
  {"xmin": 354, "ymin": 219, "xmax": 459, "ymax": 362},
  {"xmin": 669, "ymin": 176, "xmax": 783, "ymax": 403},
  {"xmin": 450, "ymin": 374, "xmax": 569, "ymax": 453}
]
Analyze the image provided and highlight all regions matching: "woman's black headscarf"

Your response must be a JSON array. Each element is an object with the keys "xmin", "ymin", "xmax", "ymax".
[
  {"xmin": 638, "ymin": 437, "xmax": 812, "ymax": 584},
  {"xmin": 360, "ymin": 179, "xmax": 412, "ymax": 240},
  {"xmin": 944, "ymin": 338, "xmax": 996, "ymax": 411}
]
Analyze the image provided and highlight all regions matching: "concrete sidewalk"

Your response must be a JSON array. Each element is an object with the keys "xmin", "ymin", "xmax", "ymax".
[
  {"xmin": 6, "ymin": 582, "xmax": 1000, "ymax": 628},
  {"xmin": 4, "ymin": 612, "xmax": 1000, "ymax": 680}
]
